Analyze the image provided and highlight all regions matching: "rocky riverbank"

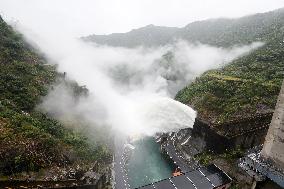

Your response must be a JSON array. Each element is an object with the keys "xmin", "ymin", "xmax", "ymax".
[{"xmin": 0, "ymin": 161, "xmax": 113, "ymax": 188}]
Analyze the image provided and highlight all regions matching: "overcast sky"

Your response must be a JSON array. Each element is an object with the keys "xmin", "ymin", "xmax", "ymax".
[{"xmin": 0, "ymin": 0, "xmax": 284, "ymax": 36}]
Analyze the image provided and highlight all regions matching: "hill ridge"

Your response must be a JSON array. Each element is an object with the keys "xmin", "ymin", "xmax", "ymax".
[{"xmin": 84, "ymin": 7, "xmax": 284, "ymax": 47}]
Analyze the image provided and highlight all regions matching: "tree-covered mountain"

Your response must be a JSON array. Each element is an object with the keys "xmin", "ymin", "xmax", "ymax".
[
  {"xmin": 84, "ymin": 8, "xmax": 284, "ymax": 48},
  {"xmin": 83, "ymin": 24, "xmax": 179, "ymax": 47},
  {"xmin": 176, "ymin": 9, "xmax": 284, "ymax": 123},
  {"xmin": 176, "ymin": 38, "xmax": 284, "ymax": 123},
  {"xmin": 178, "ymin": 8, "xmax": 284, "ymax": 46},
  {"xmin": 85, "ymin": 8, "xmax": 284, "ymax": 124},
  {"xmin": 0, "ymin": 16, "xmax": 111, "ymax": 180}
]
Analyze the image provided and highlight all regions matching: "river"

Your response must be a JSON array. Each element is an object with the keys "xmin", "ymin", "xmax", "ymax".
[{"xmin": 127, "ymin": 137, "xmax": 175, "ymax": 188}]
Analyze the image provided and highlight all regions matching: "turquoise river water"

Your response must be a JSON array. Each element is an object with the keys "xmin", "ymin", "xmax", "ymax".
[{"xmin": 127, "ymin": 137, "xmax": 175, "ymax": 188}]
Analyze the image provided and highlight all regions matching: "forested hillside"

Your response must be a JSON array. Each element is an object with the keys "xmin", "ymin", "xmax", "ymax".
[
  {"xmin": 0, "ymin": 16, "xmax": 110, "ymax": 179},
  {"xmin": 178, "ymin": 8, "xmax": 284, "ymax": 46},
  {"xmin": 84, "ymin": 8, "xmax": 284, "ymax": 48},
  {"xmin": 176, "ymin": 38, "xmax": 284, "ymax": 123}
]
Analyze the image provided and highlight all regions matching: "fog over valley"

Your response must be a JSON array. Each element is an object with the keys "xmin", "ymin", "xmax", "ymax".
[{"xmin": 13, "ymin": 22, "xmax": 263, "ymax": 136}]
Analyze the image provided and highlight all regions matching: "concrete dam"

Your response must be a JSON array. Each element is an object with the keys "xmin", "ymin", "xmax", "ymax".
[{"xmin": 239, "ymin": 80, "xmax": 284, "ymax": 188}]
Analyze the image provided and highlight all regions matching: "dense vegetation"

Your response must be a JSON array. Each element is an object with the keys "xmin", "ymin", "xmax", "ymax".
[
  {"xmin": 178, "ymin": 8, "xmax": 284, "ymax": 47},
  {"xmin": 0, "ymin": 16, "xmax": 111, "ymax": 177},
  {"xmin": 194, "ymin": 147, "xmax": 245, "ymax": 166}
]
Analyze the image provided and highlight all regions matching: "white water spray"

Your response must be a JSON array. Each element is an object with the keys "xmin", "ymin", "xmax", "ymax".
[{"xmin": 0, "ymin": 8, "xmax": 264, "ymax": 137}]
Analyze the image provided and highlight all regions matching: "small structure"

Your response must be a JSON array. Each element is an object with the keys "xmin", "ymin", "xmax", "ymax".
[
  {"xmin": 172, "ymin": 168, "xmax": 182, "ymax": 177},
  {"xmin": 239, "ymin": 146, "xmax": 284, "ymax": 187}
]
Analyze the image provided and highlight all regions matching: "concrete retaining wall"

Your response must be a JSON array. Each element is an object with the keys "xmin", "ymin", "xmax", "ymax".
[
  {"xmin": 191, "ymin": 113, "xmax": 273, "ymax": 153},
  {"xmin": 262, "ymin": 81, "xmax": 284, "ymax": 168}
]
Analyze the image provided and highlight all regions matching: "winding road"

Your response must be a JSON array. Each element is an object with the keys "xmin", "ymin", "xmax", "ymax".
[
  {"xmin": 163, "ymin": 135, "xmax": 195, "ymax": 173},
  {"xmin": 114, "ymin": 136, "xmax": 130, "ymax": 189}
]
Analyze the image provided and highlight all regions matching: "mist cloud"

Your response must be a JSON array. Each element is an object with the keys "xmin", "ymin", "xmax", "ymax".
[{"xmin": 23, "ymin": 26, "xmax": 262, "ymax": 136}]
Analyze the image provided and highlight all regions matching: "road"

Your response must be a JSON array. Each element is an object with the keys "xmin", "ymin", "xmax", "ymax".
[
  {"xmin": 163, "ymin": 135, "xmax": 194, "ymax": 173},
  {"xmin": 114, "ymin": 136, "xmax": 130, "ymax": 189}
]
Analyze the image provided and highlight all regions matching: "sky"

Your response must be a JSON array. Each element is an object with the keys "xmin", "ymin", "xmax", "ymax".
[{"xmin": 0, "ymin": 0, "xmax": 284, "ymax": 36}]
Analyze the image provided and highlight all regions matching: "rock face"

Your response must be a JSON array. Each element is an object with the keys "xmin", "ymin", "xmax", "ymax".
[{"xmin": 262, "ymin": 81, "xmax": 284, "ymax": 168}]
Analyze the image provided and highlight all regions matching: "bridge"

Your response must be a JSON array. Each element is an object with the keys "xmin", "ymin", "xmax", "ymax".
[
  {"xmin": 162, "ymin": 131, "xmax": 203, "ymax": 171},
  {"xmin": 114, "ymin": 136, "xmax": 131, "ymax": 189},
  {"xmin": 138, "ymin": 164, "xmax": 231, "ymax": 189},
  {"xmin": 239, "ymin": 80, "xmax": 284, "ymax": 188},
  {"xmin": 163, "ymin": 137, "xmax": 195, "ymax": 173}
]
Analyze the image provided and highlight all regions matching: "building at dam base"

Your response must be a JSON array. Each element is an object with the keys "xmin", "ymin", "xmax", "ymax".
[
  {"xmin": 261, "ymin": 81, "xmax": 284, "ymax": 168},
  {"xmin": 239, "ymin": 81, "xmax": 284, "ymax": 188},
  {"xmin": 138, "ymin": 164, "xmax": 232, "ymax": 189}
]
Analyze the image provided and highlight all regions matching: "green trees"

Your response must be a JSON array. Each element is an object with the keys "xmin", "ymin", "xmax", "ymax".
[{"xmin": 0, "ymin": 16, "xmax": 111, "ymax": 176}]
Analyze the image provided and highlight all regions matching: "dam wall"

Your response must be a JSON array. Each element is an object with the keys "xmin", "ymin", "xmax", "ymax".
[{"xmin": 261, "ymin": 81, "xmax": 284, "ymax": 168}]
